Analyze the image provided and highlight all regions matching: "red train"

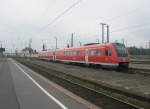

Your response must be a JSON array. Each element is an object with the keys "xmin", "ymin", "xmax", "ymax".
[{"xmin": 38, "ymin": 43, "xmax": 129, "ymax": 68}]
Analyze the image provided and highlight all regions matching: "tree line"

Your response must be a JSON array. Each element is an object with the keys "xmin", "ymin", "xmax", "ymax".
[{"xmin": 128, "ymin": 47, "xmax": 150, "ymax": 55}]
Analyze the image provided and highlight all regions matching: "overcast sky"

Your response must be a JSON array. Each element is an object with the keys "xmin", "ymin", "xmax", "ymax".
[{"xmin": 0, "ymin": 0, "xmax": 150, "ymax": 52}]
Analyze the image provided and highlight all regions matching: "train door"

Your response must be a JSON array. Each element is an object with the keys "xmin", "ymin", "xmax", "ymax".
[
  {"xmin": 52, "ymin": 52, "xmax": 55, "ymax": 61},
  {"xmin": 85, "ymin": 48, "xmax": 89, "ymax": 64},
  {"xmin": 104, "ymin": 47, "xmax": 112, "ymax": 63}
]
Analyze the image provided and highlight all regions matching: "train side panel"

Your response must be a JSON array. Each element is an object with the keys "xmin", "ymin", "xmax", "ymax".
[{"xmin": 38, "ymin": 43, "xmax": 129, "ymax": 68}]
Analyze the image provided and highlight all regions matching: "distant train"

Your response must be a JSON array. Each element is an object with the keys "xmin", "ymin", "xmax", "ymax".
[{"xmin": 38, "ymin": 43, "xmax": 129, "ymax": 68}]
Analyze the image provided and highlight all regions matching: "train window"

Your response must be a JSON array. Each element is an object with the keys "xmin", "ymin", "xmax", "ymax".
[
  {"xmin": 63, "ymin": 51, "xmax": 65, "ymax": 56},
  {"xmin": 64, "ymin": 52, "xmax": 66, "ymax": 56},
  {"xmin": 71, "ymin": 52, "xmax": 73, "ymax": 56},
  {"xmin": 105, "ymin": 48, "xmax": 111, "ymax": 56},
  {"xmin": 67, "ymin": 52, "xmax": 69, "ymax": 56},
  {"xmin": 97, "ymin": 49, "xmax": 101, "ymax": 56},
  {"xmin": 72, "ymin": 52, "xmax": 74, "ymax": 56},
  {"xmin": 72, "ymin": 52, "xmax": 75, "ymax": 56},
  {"xmin": 75, "ymin": 52, "xmax": 77, "ymax": 56},
  {"xmin": 90, "ymin": 50, "xmax": 97, "ymax": 56},
  {"xmin": 70, "ymin": 52, "xmax": 72, "ymax": 56},
  {"xmin": 76, "ymin": 51, "xmax": 80, "ymax": 56},
  {"xmin": 68, "ymin": 52, "xmax": 70, "ymax": 56},
  {"xmin": 65, "ymin": 52, "xmax": 67, "ymax": 56},
  {"xmin": 90, "ymin": 50, "xmax": 94, "ymax": 56},
  {"xmin": 113, "ymin": 43, "xmax": 128, "ymax": 57}
]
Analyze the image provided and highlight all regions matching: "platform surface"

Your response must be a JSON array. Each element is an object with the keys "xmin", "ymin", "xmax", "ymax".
[{"xmin": 0, "ymin": 58, "xmax": 98, "ymax": 109}]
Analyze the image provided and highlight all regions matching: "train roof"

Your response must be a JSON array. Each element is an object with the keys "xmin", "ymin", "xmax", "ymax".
[
  {"xmin": 56, "ymin": 43, "xmax": 113, "ymax": 51},
  {"xmin": 39, "ymin": 43, "xmax": 123, "ymax": 53}
]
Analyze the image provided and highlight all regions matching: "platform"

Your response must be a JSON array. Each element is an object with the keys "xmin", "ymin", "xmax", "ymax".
[{"xmin": 0, "ymin": 58, "xmax": 99, "ymax": 109}]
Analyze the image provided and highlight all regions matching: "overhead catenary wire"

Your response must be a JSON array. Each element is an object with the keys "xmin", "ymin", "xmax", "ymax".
[
  {"xmin": 33, "ymin": 0, "xmax": 149, "ymax": 49},
  {"xmin": 36, "ymin": 1, "xmax": 146, "ymax": 37},
  {"xmin": 38, "ymin": 0, "xmax": 83, "ymax": 33},
  {"xmin": 111, "ymin": 21, "xmax": 150, "ymax": 33},
  {"xmin": 105, "ymin": 2, "xmax": 150, "ymax": 35}
]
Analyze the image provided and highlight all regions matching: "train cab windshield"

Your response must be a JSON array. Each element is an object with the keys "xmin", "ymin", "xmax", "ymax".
[{"xmin": 113, "ymin": 43, "xmax": 128, "ymax": 57}]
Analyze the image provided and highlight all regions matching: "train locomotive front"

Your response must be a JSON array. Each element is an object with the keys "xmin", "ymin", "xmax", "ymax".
[{"xmin": 111, "ymin": 43, "xmax": 129, "ymax": 68}]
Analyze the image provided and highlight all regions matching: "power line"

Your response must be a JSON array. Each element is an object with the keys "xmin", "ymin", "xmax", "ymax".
[
  {"xmin": 39, "ymin": 0, "xmax": 82, "ymax": 33},
  {"xmin": 111, "ymin": 21, "xmax": 150, "ymax": 33}
]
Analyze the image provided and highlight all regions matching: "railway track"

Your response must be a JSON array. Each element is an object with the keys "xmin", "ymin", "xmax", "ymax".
[
  {"xmin": 130, "ymin": 59, "xmax": 150, "ymax": 64},
  {"xmin": 24, "ymin": 57, "xmax": 150, "ymax": 76},
  {"xmin": 114, "ymin": 66, "xmax": 150, "ymax": 77},
  {"xmin": 15, "ymin": 58, "xmax": 150, "ymax": 109},
  {"xmin": 126, "ymin": 68, "xmax": 150, "ymax": 76},
  {"xmin": 131, "ymin": 61, "xmax": 150, "ymax": 64}
]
